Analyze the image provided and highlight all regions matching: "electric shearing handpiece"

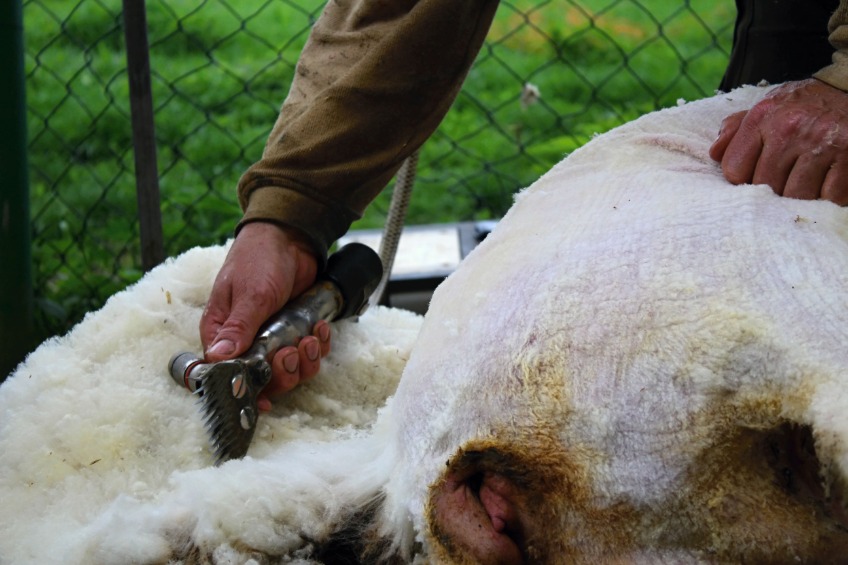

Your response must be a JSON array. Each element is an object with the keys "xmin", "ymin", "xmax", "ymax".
[{"xmin": 168, "ymin": 242, "xmax": 383, "ymax": 464}]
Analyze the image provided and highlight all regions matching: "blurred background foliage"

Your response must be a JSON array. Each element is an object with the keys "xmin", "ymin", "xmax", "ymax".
[{"xmin": 23, "ymin": 0, "xmax": 733, "ymax": 336}]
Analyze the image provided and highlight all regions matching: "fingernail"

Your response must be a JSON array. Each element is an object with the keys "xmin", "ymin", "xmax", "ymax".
[
  {"xmin": 257, "ymin": 397, "xmax": 272, "ymax": 412},
  {"xmin": 207, "ymin": 339, "xmax": 235, "ymax": 356},
  {"xmin": 305, "ymin": 339, "xmax": 320, "ymax": 362},
  {"xmin": 283, "ymin": 351, "xmax": 298, "ymax": 373},
  {"xmin": 317, "ymin": 323, "xmax": 330, "ymax": 343}
]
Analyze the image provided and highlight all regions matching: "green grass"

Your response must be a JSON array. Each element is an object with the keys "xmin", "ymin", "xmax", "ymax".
[{"xmin": 24, "ymin": 0, "xmax": 733, "ymax": 334}]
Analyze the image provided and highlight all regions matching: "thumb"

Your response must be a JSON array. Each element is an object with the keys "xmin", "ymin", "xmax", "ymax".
[
  {"xmin": 709, "ymin": 110, "xmax": 745, "ymax": 163},
  {"xmin": 205, "ymin": 291, "xmax": 287, "ymax": 362}
]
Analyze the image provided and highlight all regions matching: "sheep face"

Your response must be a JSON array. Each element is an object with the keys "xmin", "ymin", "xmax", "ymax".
[{"xmin": 383, "ymin": 86, "xmax": 848, "ymax": 563}]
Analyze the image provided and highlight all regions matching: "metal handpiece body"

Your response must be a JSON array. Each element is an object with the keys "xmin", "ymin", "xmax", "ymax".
[{"xmin": 169, "ymin": 243, "xmax": 383, "ymax": 464}]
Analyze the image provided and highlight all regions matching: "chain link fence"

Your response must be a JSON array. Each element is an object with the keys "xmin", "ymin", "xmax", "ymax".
[{"xmin": 24, "ymin": 0, "xmax": 733, "ymax": 337}]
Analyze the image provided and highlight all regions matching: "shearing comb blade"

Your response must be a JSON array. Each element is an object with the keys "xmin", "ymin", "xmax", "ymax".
[
  {"xmin": 198, "ymin": 360, "xmax": 260, "ymax": 463},
  {"xmin": 168, "ymin": 243, "xmax": 383, "ymax": 464}
]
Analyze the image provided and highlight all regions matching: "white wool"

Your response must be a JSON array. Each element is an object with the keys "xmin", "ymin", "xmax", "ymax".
[{"xmin": 0, "ymin": 244, "xmax": 421, "ymax": 564}]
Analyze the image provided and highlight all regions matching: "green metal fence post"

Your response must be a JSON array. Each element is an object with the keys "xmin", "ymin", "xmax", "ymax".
[{"xmin": 0, "ymin": 0, "xmax": 36, "ymax": 380}]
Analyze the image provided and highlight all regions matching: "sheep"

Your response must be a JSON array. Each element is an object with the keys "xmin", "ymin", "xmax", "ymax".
[{"xmin": 2, "ymin": 83, "xmax": 847, "ymax": 563}]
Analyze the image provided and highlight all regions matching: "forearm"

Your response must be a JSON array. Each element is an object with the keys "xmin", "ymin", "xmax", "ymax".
[
  {"xmin": 237, "ymin": 0, "xmax": 500, "ymax": 262},
  {"xmin": 813, "ymin": 0, "xmax": 848, "ymax": 90}
]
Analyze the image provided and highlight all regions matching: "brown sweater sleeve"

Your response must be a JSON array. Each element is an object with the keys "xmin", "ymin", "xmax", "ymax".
[
  {"xmin": 237, "ymin": 0, "xmax": 500, "ymax": 263},
  {"xmin": 813, "ymin": 0, "xmax": 848, "ymax": 90}
]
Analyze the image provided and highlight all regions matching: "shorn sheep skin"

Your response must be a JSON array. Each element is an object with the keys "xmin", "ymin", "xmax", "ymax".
[{"xmin": 2, "ymin": 84, "xmax": 847, "ymax": 563}]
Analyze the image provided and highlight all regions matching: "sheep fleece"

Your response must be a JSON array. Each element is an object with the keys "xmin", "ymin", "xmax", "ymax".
[{"xmin": 1, "ymin": 84, "xmax": 847, "ymax": 563}]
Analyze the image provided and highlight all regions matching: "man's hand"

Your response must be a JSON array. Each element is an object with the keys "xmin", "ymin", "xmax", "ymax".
[
  {"xmin": 200, "ymin": 222, "xmax": 331, "ymax": 411},
  {"xmin": 710, "ymin": 78, "xmax": 848, "ymax": 205}
]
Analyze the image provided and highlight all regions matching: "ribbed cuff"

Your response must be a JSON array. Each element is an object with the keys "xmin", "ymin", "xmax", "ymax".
[
  {"xmin": 813, "ymin": 59, "xmax": 848, "ymax": 92},
  {"xmin": 237, "ymin": 185, "xmax": 359, "ymax": 268}
]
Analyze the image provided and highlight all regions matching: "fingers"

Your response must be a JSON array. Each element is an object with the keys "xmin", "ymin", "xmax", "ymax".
[
  {"xmin": 821, "ymin": 162, "xmax": 848, "ymax": 205},
  {"xmin": 709, "ymin": 111, "xmax": 745, "ymax": 164},
  {"xmin": 314, "ymin": 320, "xmax": 331, "ymax": 357},
  {"xmin": 751, "ymin": 143, "xmax": 794, "ymax": 196},
  {"xmin": 259, "ymin": 321, "xmax": 333, "ymax": 411},
  {"xmin": 713, "ymin": 110, "xmax": 764, "ymax": 187},
  {"xmin": 782, "ymin": 153, "xmax": 829, "ymax": 200},
  {"xmin": 264, "ymin": 346, "xmax": 301, "ymax": 398},
  {"xmin": 710, "ymin": 79, "xmax": 848, "ymax": 205}
]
